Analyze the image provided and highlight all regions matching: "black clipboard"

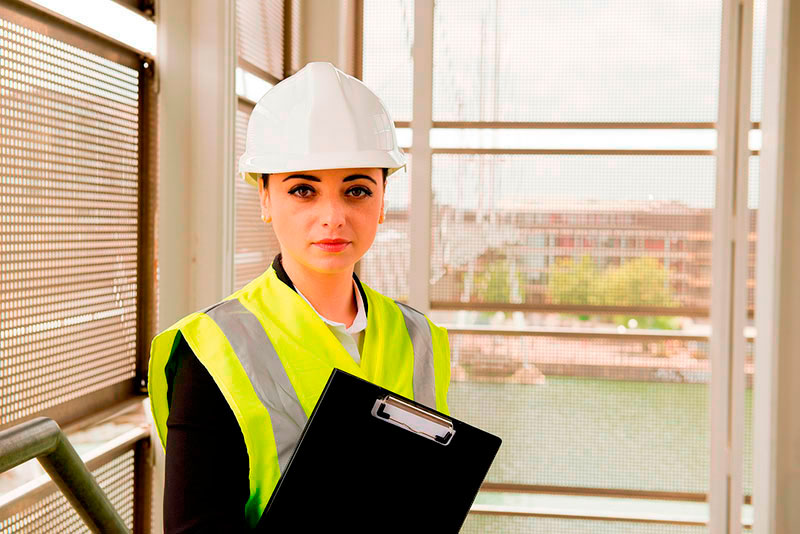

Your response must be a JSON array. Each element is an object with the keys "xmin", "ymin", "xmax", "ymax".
[{"xmin": 255, "ymin": 368, "xmax": 502, "ymax": 532}]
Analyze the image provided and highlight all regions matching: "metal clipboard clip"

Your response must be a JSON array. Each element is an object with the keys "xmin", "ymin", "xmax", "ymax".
[{"xmin": 371, "ymin": 394, "xmax": 455, "ymax": 446}]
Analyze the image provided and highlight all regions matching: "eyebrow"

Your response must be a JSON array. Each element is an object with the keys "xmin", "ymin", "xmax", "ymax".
[{"xmin": 282, "ymin": 174, "xmax": 377, "ymax": 185}]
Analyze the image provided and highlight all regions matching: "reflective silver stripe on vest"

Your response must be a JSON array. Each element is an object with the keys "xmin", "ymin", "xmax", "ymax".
[
  {"xmin": 394, "ymin": 301, "xmax": 437, "ymax": 409},
  {"xmin": 204, "ymin": 299, "xmax": 307, "ymax": 473}
]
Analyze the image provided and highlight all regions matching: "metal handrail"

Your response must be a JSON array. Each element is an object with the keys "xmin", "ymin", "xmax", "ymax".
[{"xmin": 0, "ymin": 417, "xmax": 129, "ymax": 534}]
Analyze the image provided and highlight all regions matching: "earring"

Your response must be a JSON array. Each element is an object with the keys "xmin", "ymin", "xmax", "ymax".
[
  {"xmin": 379, "ymin": 212, "xmax": 384, "ymax": 224},
  {"xmin": 262, "ymin": 214, "xmax": 271, "ymax": 223}
]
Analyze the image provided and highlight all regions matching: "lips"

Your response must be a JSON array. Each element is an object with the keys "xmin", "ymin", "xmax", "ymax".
[{"xmin": 313, "ymin": 239, "xmax": 350, "ymax": 252}]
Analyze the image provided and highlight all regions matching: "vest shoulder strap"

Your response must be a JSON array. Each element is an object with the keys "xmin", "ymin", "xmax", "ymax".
[
  {"xmin": 393, "ymin": 301, "xmax": 437, "ymax": 410},
  {"xmin": 204, "ymin": 297, "xmax": 308, "ymax": 474}
]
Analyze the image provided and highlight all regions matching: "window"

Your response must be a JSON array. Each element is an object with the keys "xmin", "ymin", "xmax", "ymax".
[{"xmin": 362, "ymin": 0, "xmax": 760, "ymax": 528}]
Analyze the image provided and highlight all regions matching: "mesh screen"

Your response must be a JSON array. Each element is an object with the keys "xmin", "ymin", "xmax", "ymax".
[
  {"xmin": 460, "ymin": 515, "xmax": 707, "ymax": 534},
  {"xmin": 361, "ymin": 0, "xmax": 414, "ymax": 122},
  {"xmin": 743, "ymin": 156, "xmax": 758, "ymax": 498},
  {"xmin": 431, "ymin": 154, "xmax": 715, "ymax": 311},
  {"xmin": 0, "ymin": 450, "xmax": 136, "ymax": 533},
  {"xmin": 448, "ymin": 332, "xmax": 709, "ymax": 493},
  {"xmin": 234, "ymin": 101, "xmax": 280, "ymax": 290},
  {"xmin": 358, "ymin": 155, "xmax": 411, "ymax": 301},
  {"xmin": 236, "ymin": 0, "xmax": 284, "ymax": 80},
  {"xmin": 362, "ymin": 0, "xmax": 731, "ymax": 516},
  {"xmin": 744, "ymin": 339, "xmax": 753, "ymax": 497},
  {"xmin": 0, "ymin": 17, "xmax": 139, "ymax": 426},
  {"xmin": 751, "ymin": 0, "xmax": 766, "ymax": 123},
  {"xmin": 432, "ymin": 0, "xmax": 721, "ymax": 123},
  {"xmin": 747, "ymin": 156, "xmax": 758, "ymax": 312}
]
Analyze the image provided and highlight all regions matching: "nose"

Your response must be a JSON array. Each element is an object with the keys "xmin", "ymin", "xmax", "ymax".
[{"xmin": 318, "ymin": 194, "xmax": 346, "ymax": 228}]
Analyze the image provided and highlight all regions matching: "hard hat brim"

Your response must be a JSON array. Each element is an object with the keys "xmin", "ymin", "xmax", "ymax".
[{"xmin": 239, "ymin": 150, "xmax": 407, "ymax": 187}]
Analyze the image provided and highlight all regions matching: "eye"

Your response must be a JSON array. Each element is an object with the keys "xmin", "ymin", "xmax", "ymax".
[
  {"xmin": 288, "ymin": 184, "xmax": 315, "ymax": 198},
  {"xmin": 347, "ymin": 186, "xmax": 373, "ymax": 198}
]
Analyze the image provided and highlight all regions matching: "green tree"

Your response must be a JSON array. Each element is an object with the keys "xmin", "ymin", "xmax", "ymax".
[
  {"xmin": 598, "ymin": 257, "xmax": 677, "ymax": 308},
  {"xmin": 474, "ymin": 258, "xmax": 526, "ymax": 303},
  {"xmin": 546, "ymin": 255, "xmax": 679, "ymax": 329},
  {"xmin": 547, "ymin": 255, "xmax": 601, "ymax": 306}
]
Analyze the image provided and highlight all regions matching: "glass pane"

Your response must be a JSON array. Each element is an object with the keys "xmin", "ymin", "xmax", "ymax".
[
  {"xmin": 431, "ymin": 154, "xmax": 716, "ymax": 311},
  {"xmin": 359, "ymin": 155, "xmax": 411, "ymax": 301},
  {"xmin": 447, "ymin": 332, "xmax": 710, "ymax": 493},
  {"xmin": 362, "ymin": 0, "xmax": 414, "ymax": 122},
  {"xmin": 433, "ymin": 0, "xmax": 722, "ymax": 123}
]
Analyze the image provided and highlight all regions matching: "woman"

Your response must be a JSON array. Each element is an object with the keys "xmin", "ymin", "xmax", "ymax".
[{"xmin": 148, "ymin": 62, "xmax": 452, "ymax": 532}]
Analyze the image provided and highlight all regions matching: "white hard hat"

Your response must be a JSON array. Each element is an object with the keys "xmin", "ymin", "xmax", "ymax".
[{"xmin": 238, "ymin": 61, "xmax": 407, "ymax": 187}]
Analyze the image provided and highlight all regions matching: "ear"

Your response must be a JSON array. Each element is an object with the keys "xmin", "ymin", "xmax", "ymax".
[{"xmin": 258, "ymin": 177, "xmax": 271, "ymax": 221}]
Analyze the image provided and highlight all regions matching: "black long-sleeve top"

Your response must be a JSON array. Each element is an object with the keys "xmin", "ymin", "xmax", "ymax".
[{"xmin": 163, "ymin": 254, "xmax": 369, "ymax": 533}]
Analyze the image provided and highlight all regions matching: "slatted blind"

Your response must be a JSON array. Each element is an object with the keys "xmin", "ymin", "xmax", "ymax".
[
  {"xmin": 287, "ymin": 0, "xmax": 302, "ymax": 76},
  {"xmin": 0, "ymin": 13, "xmax": 143, "ymax": 428},
  {"xmin": 233, "ymin": 0, "xmax": 302, "ymax": 289},
  {"xmin": 236, "ymin": 0, "xmax": 284, "ymax": 81},
  {"xmin": 233, "ymin": 100, "xmax": 280, "ymax": 290}
]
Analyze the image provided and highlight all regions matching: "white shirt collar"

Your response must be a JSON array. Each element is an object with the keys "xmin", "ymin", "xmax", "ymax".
[{"xmin": 295, "ymin": 279, "xmax": 367, "ymax": 335}]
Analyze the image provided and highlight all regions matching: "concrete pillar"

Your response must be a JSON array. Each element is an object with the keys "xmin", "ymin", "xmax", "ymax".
[
  {"xmin": 301, "ymin": 0, "xmax": 359, "ymax": 75},
  {"xmin": 156, "ymin": 0, "xmax": 235, "ymax": 330}
]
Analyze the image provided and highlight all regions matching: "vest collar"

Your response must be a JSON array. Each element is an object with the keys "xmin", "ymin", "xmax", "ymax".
[{"xmin": 271, "ymin": 253, "xmax": 369, "ymax": 316}]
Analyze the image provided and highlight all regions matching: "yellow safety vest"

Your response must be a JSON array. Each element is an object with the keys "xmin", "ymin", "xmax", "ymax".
[{"xmin": 148, "ymin": 266, "xmax": 451, "ymax": 527}]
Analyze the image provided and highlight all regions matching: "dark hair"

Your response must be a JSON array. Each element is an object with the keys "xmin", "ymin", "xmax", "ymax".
[{"xmin": 260, "ymin": 168, "xmax": 389, "ymax": 189}]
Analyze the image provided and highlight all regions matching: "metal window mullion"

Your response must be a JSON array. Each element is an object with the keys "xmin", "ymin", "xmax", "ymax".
[
  {"xmin": 237, "ymin": 57, "xmax": 282, "ymax": 86},
  {"xmin": 431, "ymin": 121, "xmax": 718, "ymax": 129},
  {"xmin": 710, "ymin": 0, "xmax": 753, "ymax": 533},
  {"xmin": 467, "ymin": 505, "xmax": 708, "ymax": 528},
  {"xmin": 223, "ymin": 2, "xmax": 237, "ymax": 301},
  {"xmin": 431, "ymin": 148, "xmax": 714, "ymax": 156},
  {"xmin": 443, "ymin": 325, "xmax": 710, "ymax": 341},
  {"xmin": 0, "ymin": 1, "xmax": 143, "ymax": 67},
  {"xmin": 730, "ymin": 2, "xmax": 755, "ymax": 532},
  {"xmin": 753, "ymin": 0, "xmax": 798, "ymax": 529},
  {"xmin": 409, "ymin": 0, "xmax": 434, "ymax": 314}
]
